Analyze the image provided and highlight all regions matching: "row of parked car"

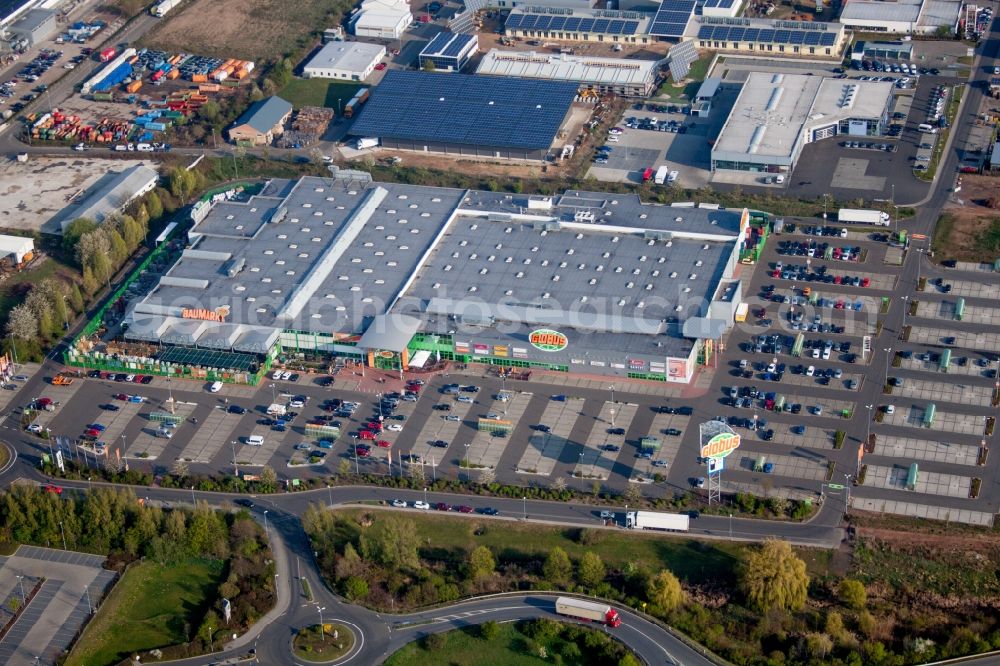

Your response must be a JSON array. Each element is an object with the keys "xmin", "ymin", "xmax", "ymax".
[{"xmin": 89, "ymin": 369, "xmax": 154, "ymax": 384}]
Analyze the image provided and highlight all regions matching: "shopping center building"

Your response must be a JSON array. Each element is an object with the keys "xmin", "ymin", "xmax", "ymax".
[{"xmin": 68, "ymin": 170, "xmax": 764, "ymax": 384}]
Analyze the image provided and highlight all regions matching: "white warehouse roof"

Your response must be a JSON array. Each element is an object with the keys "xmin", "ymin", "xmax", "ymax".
[
  {"xmin": 0, "ymin": 234, "xmax": 33, "ymax": 263},
  {"xmin": 714, "ymin": 72, "xmax": 893, "ymax": 162},
  {"xmin": 475, "ymin": 49, "xmax": 658, "ymax": 87},
  {"xmin": 303, "ymin": 41, "xmax": 385, "ymax": 77}
]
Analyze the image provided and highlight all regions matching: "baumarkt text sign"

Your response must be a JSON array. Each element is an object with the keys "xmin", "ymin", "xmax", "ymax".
[
  {"xmin": 529, "ymin": 328, "xmax": 568, "ymax": 352},
  {"xmin": 701, "ymin": 432, "xmax": 741, "ymax": 459}
]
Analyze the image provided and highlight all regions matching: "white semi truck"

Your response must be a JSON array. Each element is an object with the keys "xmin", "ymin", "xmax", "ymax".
[
  {"xmin": 555, "ymin": 597, "xmax": 622, "ymax": 627},
  {"xmin": 838, "ymin": 208, "xmax": 890, "ymax": 226},
  {"xmin": 654, "ymin": 165, "xmax": 669, "ymax": 185},
  {"xmin": 624, "ymin": 510, "xmax": 690, "ymax": 531}
]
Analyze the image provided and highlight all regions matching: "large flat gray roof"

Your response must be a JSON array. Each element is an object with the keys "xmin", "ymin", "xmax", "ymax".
[{"xmin": 131, "ymin": 174, "xmax": 740, "ymax": 358}]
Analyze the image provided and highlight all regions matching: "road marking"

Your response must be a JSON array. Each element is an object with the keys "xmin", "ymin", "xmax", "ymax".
[{"xmin": 627, "ymin": 622, "xmax": 680, "ymax": 665}]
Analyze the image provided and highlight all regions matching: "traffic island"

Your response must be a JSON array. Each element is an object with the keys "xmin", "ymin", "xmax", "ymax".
[{"xmin": 292, "ymin": 623, "xmax": 354, "ymax": 663}]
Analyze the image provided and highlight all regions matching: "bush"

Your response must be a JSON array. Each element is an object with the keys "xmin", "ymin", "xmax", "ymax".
[{"xmin": 480, "ymin": 620, "xmax": 500, "ymax": 641}]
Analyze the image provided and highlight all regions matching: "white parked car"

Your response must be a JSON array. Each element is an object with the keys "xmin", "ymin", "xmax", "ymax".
[
  {"xmin": 281, "ymin": 371, "xmax": 292, "ymax": 381},
  {"xmin": 413, "ymin": 500, "xmax": 430, "ymax": 509},
  {"xmin": 386, "ymin": 424, "xmax": 403, "ymax": 432},
  {"xmin": 667, "ymin": 170, "xmax": 679, "ymax": 184},
  {"xmin": 272, "ymin": 370, "xmax": 282, "ymax": 380},
  {"xmin": 885, "ymin": 405, "xmax": 895, "ymax": 415},
  {"xmin": 806, "ymin": 365, "xmax": 816, "ymax": 376},
  {"xmin": 457, "ymin": 396, "xmax": 474, "ymax": 403},
  {"xmin": 27, "ymin": 424, "xmax": 42, "ymax": 434},
  {"xmin": 289, "ymin": 399, "xmax": 304, "ymax": 408},
  {"xmin": 391, "ymin": 499, "xmax": 407, "ymax": 508}
]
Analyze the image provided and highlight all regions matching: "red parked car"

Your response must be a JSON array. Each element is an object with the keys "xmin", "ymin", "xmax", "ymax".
[
  {"xmin": 359, "ymin": 430, "xmax": 374, "ymax": 440},
  {"xmin": 376, "ymin": 439, "xmax": 392, "ymax": 448},
  {"xmin": 43, "ymin": 484, "xmax": 62, "ymax": 494},
  {"xmin": 356, "ymin": 447, "xmax": 371, "ymax": 458},
  {"xmin": 434, "ymin": 502, "xmax": 452, "ymax": 511}
]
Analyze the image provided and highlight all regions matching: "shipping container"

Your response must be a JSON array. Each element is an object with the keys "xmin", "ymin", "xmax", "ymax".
[
  {"xmin": 126, "ymin": 80, "xmax": 142, "ymax": 93},
  {"xmin": 192, "ymin": 73, "xmax": 208, "ymax": 83},
  {"xmin": 100, "ymin": 47, "xmax": 116, "ymax": 62},
  {"xmin": 167, "ymin": 68, "xmax": 180, "ymax": 80},
  {"xmin": 198, "ymin": 83, "xmax": 221, "ymax": 93}
]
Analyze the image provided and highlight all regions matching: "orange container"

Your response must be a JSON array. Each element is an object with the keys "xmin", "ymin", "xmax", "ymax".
[
  {"xmin": 167, "ymin": 69, "xmax": 180, "ymax": 80},
  {"xmin": 192, "ymin": 74, "xmax": 208, "ymax": 83},
  {"xmin": 198, "ymin": 83, "xmax": 221, "ymax": 93},
  {"xmin": 126, "ymin": 80, "xmax": 143, "ymax": 93}
]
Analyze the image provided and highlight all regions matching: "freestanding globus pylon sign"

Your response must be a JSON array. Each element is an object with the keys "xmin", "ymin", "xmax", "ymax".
[{"xmin": 698, "ymin": 420, "xmax": 742, "ymax": 505}]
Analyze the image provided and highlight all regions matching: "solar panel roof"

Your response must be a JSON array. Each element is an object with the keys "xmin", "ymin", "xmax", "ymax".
[
  {"xmin": 649, "ymin": 0, "xmax": 696, "ymax": 36},
  {"xmin": 506, "ymin": 11, "xmax": 640, "ymax": 34},
  {"xmin": 698, "ymin": 24, "xmax": 834, "ymax": 45},
  {"xmin": 350, "ymin": 71, "xmax": 578, "ymax": 151},
  {"xmin": 421, "ymin": 31, "xmax": 475, "ymax": 59}
]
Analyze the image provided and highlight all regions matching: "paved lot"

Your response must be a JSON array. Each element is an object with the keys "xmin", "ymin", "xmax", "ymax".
[
  {"xmin": 849, "ymin": 497, "xmax": 993, "ymax": 526},
  {"xmin": 935, "ymin": 278, "xmax": 1000, "ymax": 300},
  {"xmin": 888, "ymin": 377, "xmax": 995, "ymax": 407},
  {"xmin": 0, "ymin": 546, "xmax": 115, "ymax": 665},
  {"xmin": 630, "ymin": 411, "xmax": 688, "ymax": 482},
  {"xmin": 881, "ymin": 404, "xmax": 989, "ymax": 436},
  {"xmin": 896, "ymin": 353, "xmax": 999, "ymax": 378},
  {"xmin": 874, "ymin": 434, "xmax": 981, "ymax": 466},
  {"xmin": 915, "ymin": 299, "xmax": 1000, "ymax": 325},
  {"xmin": 864, "ymin": 463, "xmax": 972, "ymax": 498},
  {"xmin": 126, "ymin": 402, "xmax": 196, "ymax": 460},
  {"xmin": 573, "ymin": 401, "xmax": 638, "ymax": 481},
  {"xmin": 465, "ymin": 391, "xmax": 532, "ymax": 470},
  {"xmin": 736, "ymin": 449, "xmax": 829, "ymax": 481},
  {"xmin": 516, "ymin": 397, "xmax": 584, "ymax": 477},
  {"xmin": 779, "ymin": 370, "xmax": 864, "ymax": 393},
  {"xmin": 409, "ymin": 397, "xmax": 476, "ymax": 467},
  {"xmin": 907, "ymin": 325, "xmax": 1000, "ymax": 353},
  {"xmin": 178, "ymin": 407, "xmax": 243, "ymax": 463}
]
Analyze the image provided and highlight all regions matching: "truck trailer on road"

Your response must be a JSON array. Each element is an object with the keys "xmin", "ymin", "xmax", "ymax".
[
  {"xmin": 555, "ymin": 597, "xmax": 622, "ymax": 627},
  {"xmin": 837, "ymin": 208, "xmax": 890, "ymax": 226},
  {"xmin": 625, "ymin": 510, "xmax": 690, "ymax": 531}
]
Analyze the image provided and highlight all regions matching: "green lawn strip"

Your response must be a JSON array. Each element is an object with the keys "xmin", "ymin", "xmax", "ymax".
[
  {"xmin": 65, "ymin": 558, "xmax": 224, "ymax": 666},
  {"xmin": 278, "ymin": 79, "xmax": 362, "ymax": 111},
  {"xmin": 384, "ymin": 623, "xmax": 601, "ymax": 666},
  {"xmin": 334, "ymin": 508, "xmax": 747, "ymax": 585}
]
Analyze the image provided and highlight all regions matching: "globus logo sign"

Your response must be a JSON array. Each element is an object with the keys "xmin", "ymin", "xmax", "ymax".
[
  {"xmin": 529, "ymin": 328, "xmax": 568, "ymax": 352},
  {"xmin": 701, "ymin": 432, "xmax": 741, "ymax": 459}
]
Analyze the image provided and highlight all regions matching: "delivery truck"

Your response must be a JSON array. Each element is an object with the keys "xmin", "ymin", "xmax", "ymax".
[
  {"xmin": 267, "ymin": 403, "xmax": 288, "ymax": 417},
  {"xmin": 837, "ymin": 208, "xmax": 890, "ymax": 226},
  {"xmin": 355, "ymin": 137, "xmax": 378, "ymax": 150},
  {"xmin": 624, "ymin": 510, "xmax": 690, "ymax": 532},
  {"xmin": 654, "ymin": 165, "xmax": 669, "ymax": 185},
  {"xmin": 735, "ymin": 302, "xmax": 749, "ymax": 323},
  {"xmin": 555, "ymin": 597, "xmax": 622, "ymax": 627}
]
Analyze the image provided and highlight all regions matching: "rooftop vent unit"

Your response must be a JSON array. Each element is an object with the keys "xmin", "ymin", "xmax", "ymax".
[
  {"xmin": 225, "ymin": 257, "xmax": 245, "ymax": 277},
  {"xmin": 270, "ymin": 206, "xmax": 287, "ymax": 224},
  {"xmin": 644, "ymin": 230, "xmax": 672, "ymax": 241},
  {"xmin": 574, "ymin": 210, "xmax": 596, "ymax": 223}
]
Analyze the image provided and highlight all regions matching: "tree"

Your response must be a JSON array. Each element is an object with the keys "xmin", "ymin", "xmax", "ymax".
[
  {"xmin": 6, "ymin": 304, "xmax": 37, "ymax": 340},
  {"xmin": 358, "ymin": 517, "xmax": 420, "ymax": 570},
  {"xmin": 577, "ymin": 551, "xmax": 606, "ymax": 589},
  {"xmin": 122, "ymin": 215, "xmax": 143, "ymax": 252},
  {"xmin": 468, "ymin": 545, "xmax": 495, "ymax": 581},
  {"xmin": 622, "ymin": 483, "xmax": 641, "ymax": 505},
  {"xmin": 740, "ymin": 539, "xmax": 809, "ymax": 612},
  {"xmin": 805, "ymin": 632, "xmax": 834, "ymax": 660},
  {"xmin": 542, "ymin": 546, "xmax": 572, "ymax": 587},
  {"xmin": 618, "ymin": 654, "xmax": 642, "ymax": 666},
  {"xmin": 69, "ymin": 282, "xmax": 84, "ymax": 313},
  {"xmin": 107, "ymin": 228, "xmax": 128, "ymax": 265},
  {"xmin": 647, "ymin": 569, "xmax": 685, "ymax": 612},
  {"xmin": 259, "ymin": 465, "xmax": 277, "ymax": 491},
  {"xmin": 145, "ymin": 190, "xmax": 163, "ymax": 219},
  {"xmin": 343, "ymin": 575, "xmax": 369, "ymax": 601},
  {"xmin": 839, "ymin": 578, "xmax": 867, "ymax": 610},
  {"xmin": 62, "ymin": 218, "xmax": 97, "ymax": 256},
  {"xmin": 81, "ymin": 266, "xmax": 98, "ymax": 296},
  {"xmin": 200, "ymin": 100, "xmax": 221, "ymax": 123},
  {"xmin": 480, "ymin": 620, "xmax": 500, "ymax": 641},
  {"xmin": 169, "ymin": 168, "xmax": 196, "ymax": 201}
]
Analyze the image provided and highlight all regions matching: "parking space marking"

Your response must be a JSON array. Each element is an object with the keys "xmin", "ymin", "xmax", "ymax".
[
  {"xmin": 464, "ymin": 392, "xmax": 532, "ymax": 471},
  {"xmin": 179, "ymin": 409, "xmax": 245, "ymax": 463},
  {"xmin": 915, "ymin": 299, "xmax": 1000, "ymax": 326},
  {"xmin": 880, "ymin": 405, "xmax": 988, "ymax": 436},
  {"xmin": 30, "ymin": 380, "xmax": 87, "ymax": 430},
  {"xmin": 741, "ymin": 423, "xmax": 839, "ymax": 450},
  {"xmin": 896, "ymin": 353, "xmax": 998, "ymax": 379},
  {"xmin": 126, "ymin": 402, "xmax": 196, "ymax": 460},
  {"xmin": 736, "ymin": 449, "xmax": 829, "ymax": 481},
  {"xmin": 779, "ymin": 370, "xmax": 864, "ymax": 392},
  {"xmin": 359, "ymin": 397, "xmax": 421, "ymax": 465},
  {"xmin": 516, "ymin": 397, "xmax": 585, "ymax": 476},
  {"xmin": 864, "ymin": 463, "xmax": 971, "ymax": 498},
  {"xmin": 874, "ymin": 435, "xmax": 980, "ymax": 466},
  {"xmin": 907, "ymin": 325, "xmax": 1000, "ymax": 354},
  {"xmin": 408, "ymin": 397, "xmax": 476, "ymax": 466},
  {"xmin": 849, "ymin": 497, "xmax": 993, "ymax": 526},
  {"xmin": 631, "ymin": 411, "xmax": 689, "ymax": 481},
  {"xmin": 573, "ymin": 402, "xmax": 638, "ymax": 481},
  {"xmin": 241, "ymin": 420, "xmax": 293, "ymax": 466},
  {"xmin": 0, "ymin": 580, "xmax": 63, "ymax": 664},
  {"xmin": 888, "ymin": 377, "xmax": 995, "ymax": 407},
  {"xmin": 772, "ymin": 392, "xmax": 855, "ymax": 419},
  {"xmin": 88, "ymin": 401, "xmax": 143, "ymax": 446}
]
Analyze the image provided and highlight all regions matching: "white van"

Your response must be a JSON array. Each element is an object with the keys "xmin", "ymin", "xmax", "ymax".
[
  {"xmin": 917, "ymin": 123, "xmax": 937, "ymax": 134},
  {"xmin": 209, "ymin": 381, "xmax": 223, "ymax": 393},
  {"xmin": 247, "ymin": 435, "xmax": 264, "ymax": 446}
]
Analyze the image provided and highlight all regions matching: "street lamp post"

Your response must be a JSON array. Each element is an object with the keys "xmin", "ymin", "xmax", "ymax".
[
  {"xmin": 610, "ymin": 407, "xmax": 615, "ymax": 427},
  {"xmin": 230, "ymin": 440, "xmax": 239, "ymax": 478},
  {"xmin": 85, "ymin": 585, "xmax": 93, "ymax": 614},
  {"xmin": 900, "ymin": 295, "xmax": 910, "ymax": 333},
  {"xmin": 16, "ymin": 575, "xmax": 25, "ymax": 604},
  {"xmin": 843, "ymin": 473, "xmax": 852, "ymax": 511},
  {"xmin": 883, "ymin": 347, "xmax": 892, "ymax": 387},
  {"xmin": 59, "ymin": 521, "xmax": 67, "ymax": 550},
  {"xmin": 87, "ymin": 476, "xmax": 92, "ymax": 492},
  {"xmin": 865, "ymin": 404, "xmax": 873, "ymax": 451},
  {"xmin": 315, "ymin": 605, "xmax": 327, "ymax": 642},
  {"xmin": 464, "ymin": 443, "xmax": 470, "ymax": 482},
  {"xmin": 522, "ymin": 496, "xmax": 527, "ymax": 521},
  {"xmin": 326, "ymin": 484, "xmax": 333, "ymax": 507},
  {"xmin": 609, "ymin": 384, "xmax": 615, "ymax": 405},
  {"xmin": 263, "ymin": 510, "xmax": 269, "ymax": 536},
  {"xmin": 728, "ymin": 513, "xmax": 733, "ymax": 539},
  {"xmin": 423, "ymin": 486, "xmax": 428, "ymax": 506},
  {"xmin": 190, "ymin": 486, "xmax": 195, "ymax": 505}
]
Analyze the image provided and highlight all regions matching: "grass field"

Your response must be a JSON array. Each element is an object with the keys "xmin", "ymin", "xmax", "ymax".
[
  {"xmin": 655, "ymin": 56, "xmax": 712, "ymax": 100},
  {"xmin": 66, "ymin": 558, "xmax": 224, "ymax": 666},
  {"xmin": 384, "ymin": 623, "xmax": 600, "ymax": 666},
  {"xmin": 278, "ymin": 78, "xmax": 362, "ymax": 111},
  {"xmin": 140, "ymin": 0, "xmax": 346, "ymax": 61},
  {"xmin": 335, "ymin": 509, "xmax": 745, "ymax": 585},
  {"xmin": 293, "ymin": 623, "xmax": 354, "ymax": 662}
]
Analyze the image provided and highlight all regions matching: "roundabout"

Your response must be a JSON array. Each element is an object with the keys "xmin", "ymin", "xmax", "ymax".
[{"xmin": 292, "ymin": 621, "xmax": 358, "ymax": 664}]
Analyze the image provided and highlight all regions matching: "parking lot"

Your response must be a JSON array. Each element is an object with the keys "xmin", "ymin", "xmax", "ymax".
[
  {"xmin": 574, "ymin": 401, "xmax": 638, "ymax": 481},
  {"xmin": 864, "ymin": 463, "xmax": 972, "ymax": 498},
  {"xmin": 928, "ymin": 278, "xmax": 1000, "ymax": 300},
  {"xmin": 465, "ymin": 391, "xmax": 532, "ymax": 471},
  {"xmin": 880, "ymin": 404, "xmax": 989, "ymax": 436},
  {"xmin": 873, "ymin": 434, "xmax": 981, "ymax": 467},
  {"xmin": 735, "ymin": 449, "xmax": 829, "ymax": 481},
  {"xmin": 0, "ymin": 546, "xmax": 116, "ymax": 664},
  {"xmin": 907, "ymin": 325, "xmax": 1000, "ymax": 354},
  {"xmin": 895, "ymin": 351, "xmax": 998, "ymax": 378},
  {"xmin": 516, "ymin": 397, "xmax": 584, "ymax": 477},
  {"xmin": 887, "ymin": 377, "xmax": 996, "ymax": 408}
]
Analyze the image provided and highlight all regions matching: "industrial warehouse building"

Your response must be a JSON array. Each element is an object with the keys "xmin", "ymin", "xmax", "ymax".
[
  {"xmin": 475, "ymin": 49, "xmax": 660, "ymax": 97},
  {"xmin": 227, "ymin": 96, "xmax": 293, "ymax": 145},
  {"xmin": 504, "ymin": 8, "xmax": 654, "ymax": 44},
  {"xmin": 9, "ymin": 8, "xmax": 56, "ymax": 47},
  {"xmin": 692, "ymin": 17, "xmax": 848, "ymax": 57},
  {"xmin": 418, "ymin": 32, "xmax": 478, "ymax": 72},
  {"xmin": 95, "ymin": 170, "xmax": 761, "ymax": 385},
  {"xmin": 0, "ymin": 235, "xmax": 34, "ymax": 269},
  {"xmin": 712, "ymin": 72, "xmax": 893, "ymax": 175},
  {"xmin": 838, "ymin": 0, "xmax": 962, "ymax": 34},
  {"xmin": 302, "ymin": 41, "xmax": 386, "ymax": 80},
  {"xmin": 351, "ymin": 0, "xmax": 412, "ymax": 38},
  {"xmin": 54, "ymin": 164, "xmax": 159, "ymax": 233},
  {"xmin": 349, "ymin": 70, "xmax": 579, "ymax": 161}
]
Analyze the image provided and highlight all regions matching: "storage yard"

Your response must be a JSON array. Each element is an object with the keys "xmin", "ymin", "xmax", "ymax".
[{"xmin": 139, "ymin": 0, "xmax": 344, "ymax": 60}]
